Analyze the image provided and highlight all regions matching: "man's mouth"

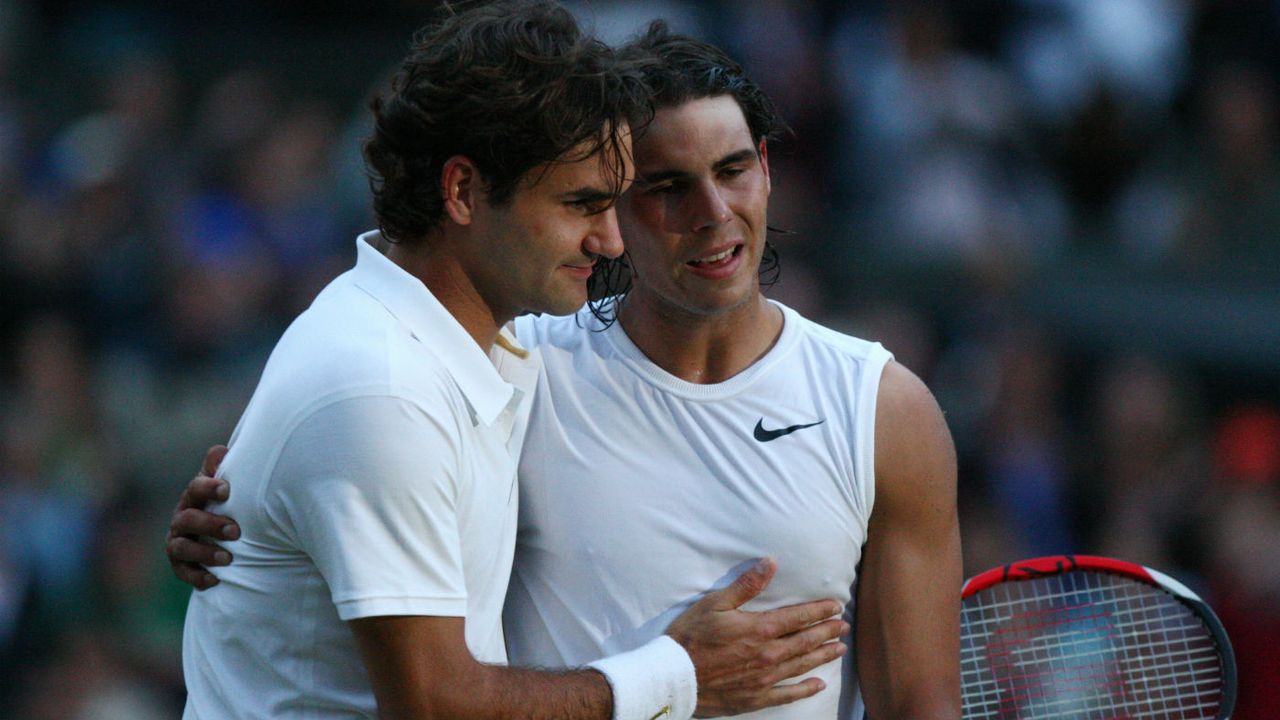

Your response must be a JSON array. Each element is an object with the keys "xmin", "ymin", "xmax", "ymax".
[
  {"xmin": 561, "ymin": 260, "xmax": 596, "ymax": 279},
  {"xmin": 688, "ymin": 245, "xmax": 741, "ymax": 268}
]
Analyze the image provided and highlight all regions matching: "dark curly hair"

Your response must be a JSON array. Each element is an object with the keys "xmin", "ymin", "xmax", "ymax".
[
  {"xmin": 587, "ymin": 20, "xmax": 789, "ymax": 325},
  {"xmin": 619, "ymin": 20, "xmax": 786, "ymax": 146},
  {"xmin": 364, "ymin": 0, "xmax": 651, "ymax": 246}
]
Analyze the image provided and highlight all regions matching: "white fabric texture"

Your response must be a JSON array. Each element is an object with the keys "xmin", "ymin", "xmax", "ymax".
[
  {"xmin": 183, "ymin": 232, "xmax": 537, "ymax": 719},
  {"xmin": 507, "ymin": 301, "xmax": 891, "ymax": 719}
]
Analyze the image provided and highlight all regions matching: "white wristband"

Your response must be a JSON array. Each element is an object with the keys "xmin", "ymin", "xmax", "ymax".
[{"xmin": 586, "ymin": 635, "xmax": 697, "ymax": 720}]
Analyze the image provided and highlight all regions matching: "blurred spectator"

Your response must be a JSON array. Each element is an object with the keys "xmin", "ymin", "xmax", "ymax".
[
  {"xmin": 0, "ymin": 1, "xmax": 1277, "ymax": 715},
  {"xmin": 13, "ymin": 628, "xmax": 175, "ymax": 720},
  {"xmin": 1178, "ymin": 63, "xmax": 1280, "ymax": 263},
  {"xmin": 828, "ymin": 2, "xmax": 1068, "ymax": 270},
  {"xmin": 1207, "ymin": 404, "xmax": 1280, "ymax": 719},
  {"xmin": 978, "ymin": 325, "xmax": 1075, "ymax": 557},
  {"xmin": 1007, "ymin": 0, "xmax": 1191, "ymax": 124},
  {"xmin": 1083, "ymin": 354, "xmax": 1209, "ymax": 577}
]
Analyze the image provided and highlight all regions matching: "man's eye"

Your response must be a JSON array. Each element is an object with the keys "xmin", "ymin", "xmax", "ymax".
[
  {"xmin": 648, "ymin": 182, "xmax": 684, "ymax": 196},
  {"xmin": 720, "ymin": 166, "xmax": 746, "ymax": 179},
  {"xmin": 569, "ymin": 199, "xmax": 607, "ymax": 213}
]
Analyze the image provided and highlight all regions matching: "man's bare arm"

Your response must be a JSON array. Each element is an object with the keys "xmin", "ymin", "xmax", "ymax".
[
  {"xmin": 855, "ymin": 361, "xmax": 962, "ymax": 718},
  {"xmin": 166, "ymin": 447, "xmax": 849, "ymax": 717},
  {"xmin": 351, "ymin": 614, "xmax": 612, "ymax": 719},
  {"xmin": 352, "ymin": 564, "xmax": 847, "ymax": 719}
]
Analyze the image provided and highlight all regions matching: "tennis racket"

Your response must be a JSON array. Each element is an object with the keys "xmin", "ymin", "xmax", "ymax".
[{"xmin": 960, "ymin": 555, "xmax": 1236, "ymax": 719}]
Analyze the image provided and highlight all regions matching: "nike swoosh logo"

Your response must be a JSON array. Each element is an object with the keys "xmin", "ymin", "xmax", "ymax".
[{"xmin": 754, "ymin": 418, "xmax": 824, "ymax": 442}]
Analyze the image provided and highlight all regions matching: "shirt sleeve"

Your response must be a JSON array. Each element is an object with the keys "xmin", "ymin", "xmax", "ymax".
[{"xmin": 266, "ymin": 393, "xmax": 470, "ymax": 621}]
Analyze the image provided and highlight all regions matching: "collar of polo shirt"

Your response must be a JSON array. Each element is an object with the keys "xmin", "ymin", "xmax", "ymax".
[{"xmin": 351, "ymin": 230, "xmax": 515, "ymax": 427}]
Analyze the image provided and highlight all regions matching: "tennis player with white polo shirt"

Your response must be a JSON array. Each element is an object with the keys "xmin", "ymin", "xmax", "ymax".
[
  {"xmin": 169, "ymin": 14, "xmax": 958, "ymax": 720},
  {"xmin": 181, "ymin": 233, "xmax": 544, "ymax": 713},
  {"xmin": 176, "ymin": 4, "xmax": 850, "ymax": 719}
]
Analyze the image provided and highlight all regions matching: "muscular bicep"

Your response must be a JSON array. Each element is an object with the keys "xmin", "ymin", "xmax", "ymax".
[{"xmin": 856, "ymin": 361, "xmax": 961, "ymax": 718}]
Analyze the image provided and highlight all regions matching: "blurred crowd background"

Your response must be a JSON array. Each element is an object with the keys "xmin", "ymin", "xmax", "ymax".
[{"xmin": 1, "ymin": 0, "xmax": 1278, "ymax": 717}]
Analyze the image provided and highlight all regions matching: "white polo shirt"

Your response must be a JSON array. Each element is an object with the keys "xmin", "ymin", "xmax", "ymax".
[{"xmin": 182, "ymin": 231, "xmax": 538, "ymax": 719}]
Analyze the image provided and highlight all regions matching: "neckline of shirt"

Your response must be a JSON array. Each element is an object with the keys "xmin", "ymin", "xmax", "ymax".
[{"xmin": 600, "ymin": 300, "xmax": 801, "ymax": 401}]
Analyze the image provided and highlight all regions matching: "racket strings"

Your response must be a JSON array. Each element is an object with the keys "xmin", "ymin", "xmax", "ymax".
[{"xmin": 960, "ymin": 571, "xmax": 1226, "ymax": 719}]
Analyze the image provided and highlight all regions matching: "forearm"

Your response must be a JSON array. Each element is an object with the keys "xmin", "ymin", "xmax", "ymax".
[
  {"xmin": 377, "ymin": 663, "xmax": 612, "ymax": 720},
  {"xmin": 355, "ymin": 616, "xmax": 695, "ymax": 720},
  {"xmin": 856, "ymin": 515, "xmax": 961, "ymax": 718},
  {"xmin": 860, "ymin": 529, "xmax": 961, "ymax": 701}
]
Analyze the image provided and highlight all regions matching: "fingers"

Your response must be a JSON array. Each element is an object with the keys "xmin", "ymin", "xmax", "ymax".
[
  {"xmin": 171, "ymin": 559, "xmax": 221, "ymax": 591},
  {"xmin": 750, "ymin": 677, "xmax": 827, "ymax": 709},
  {"xmin": 758, "ymin": 636, "xmax": 847, "ymax": 687},
  {"xmin": 695, "ymin": 636, "xmax": 846, "ymax": 715},
  {"xmin": 166, "ymin": 445, "xmax": 233, "ymax": 593},
  {"xmin": 167, "ymin": 535, "xmax": 233, "ymax": 567},
  {"xmin": 704, "ymin": 558, "xmax": 776, "ymax": 611},
  {"xmin": 202, "ymin": 444, "xmax": 229, "ymax": 477},
  {"xmin": 166, "ymin": 535, "xmax": 231, "ymax": 591},
  {"xmin": 784, "ymin": 616, "xmax": 848, "ymax": 649},
  {"xmin": 171, "ymin": 507, "xmax": 240, "ymax": 541},
  {"xmin": 166, "ymin": 532, "xmax": 228, "ymax": 591},
  {"xmin": 179, "ymin": 475, "xmax": 229, "ymax": 514},
  {"xmin": 692, "ymin": 675, "xmax": 828, "ymax": 717},
  {"xmin": 755, "ymin": 597, "xmax": 844, "ymax": 636},
  {"xmin": 717, "ymin": 617, "xmax": 847, "ymax": 685}
]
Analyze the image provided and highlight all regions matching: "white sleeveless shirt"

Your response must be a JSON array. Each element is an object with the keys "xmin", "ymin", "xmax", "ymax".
[{"xmin": 506, "ymin": 301, "xmax": 891, "ymax": 719}]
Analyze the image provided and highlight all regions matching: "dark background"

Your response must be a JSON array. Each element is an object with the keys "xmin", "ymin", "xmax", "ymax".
[{"xmin": 1, "ymin": 0, "xmax": 1277, "ymax": 716}]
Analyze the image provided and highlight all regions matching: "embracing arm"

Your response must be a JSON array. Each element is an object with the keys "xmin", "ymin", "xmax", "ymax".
[
  {"xmin": 166, "ymin": 449, "xmax": 848, "ymax": 718},
  {"xmin": 353, "ymin": 565, "xmax": 846, "ymax": 720},
  {"xmin": 351, "ymin": 614, "xmax": 613, "ymax": 719},
  {"xmin": 856, "ymin": 361, "xmax": 962, "ymax": 718}
]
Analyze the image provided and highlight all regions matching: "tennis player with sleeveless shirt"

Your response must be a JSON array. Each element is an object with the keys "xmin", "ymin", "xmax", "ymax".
[
  {"xmin": 169, "ymin": 16, "xmax": 961, "ymax": 720},
  {"xmin": 173, "ymin": 4, "xmax": 855, "ymax": 719}
]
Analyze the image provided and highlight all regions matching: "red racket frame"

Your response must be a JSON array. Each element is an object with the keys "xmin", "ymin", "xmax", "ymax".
[{"xmin": 960, "ymin": 554, "xmax": 1237, "ymax": 720}]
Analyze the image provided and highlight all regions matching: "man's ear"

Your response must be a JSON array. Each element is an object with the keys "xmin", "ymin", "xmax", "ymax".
[
  {"xmin": 758, "ymin": 138, "xmax": 771, "ymax": 196},
  {"xmin": 441, "ymin": 155, "xmax": 479, "ymax": 225}
]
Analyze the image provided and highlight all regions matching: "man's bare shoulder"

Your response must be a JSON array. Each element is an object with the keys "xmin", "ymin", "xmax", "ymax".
[
  {"xmin": 876, "ymin": 361, "xmax": 940, "ymax": 424},
  {"xmin": 874, "ymin": 361, "xmax": 957, "ymax": 510}
]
